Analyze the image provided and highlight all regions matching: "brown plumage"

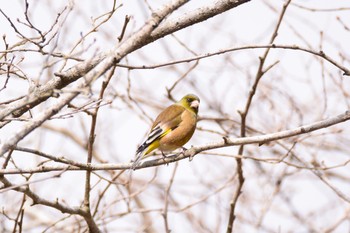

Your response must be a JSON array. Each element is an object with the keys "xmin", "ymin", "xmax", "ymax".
[{"xmin": 132, "ymin": 94, "xmax": 200, "ymax": 170}]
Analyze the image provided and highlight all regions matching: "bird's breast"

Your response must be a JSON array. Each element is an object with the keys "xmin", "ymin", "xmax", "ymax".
[{"xmin": 158, "ymin": 111, "xmax": 197, "ymax": 152}]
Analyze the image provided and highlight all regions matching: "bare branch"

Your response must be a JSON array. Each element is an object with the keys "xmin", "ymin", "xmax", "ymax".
[
  {"xmin": 0, "ymin": 0, "xmax": 250, "ymax": 122},
  {"xmin": 1, "ymin": 110, "xmax": 349, "ymax": 175},
  {"xmin": 115, "ymin": 44, "xmax": 350, "ymax": 75}
]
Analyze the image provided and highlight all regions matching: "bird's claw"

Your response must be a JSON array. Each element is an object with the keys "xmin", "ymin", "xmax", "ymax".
[
  {"xmin": 161, "ymin": 151, "xmax": 169, "ymax": 166},
  {"xmin": 181, "ymin": 147, "xmax": 192, "ymax": 162},
  {"xmin": 188, "ymin": 146, "xmax": 195, "ymax": 162}
]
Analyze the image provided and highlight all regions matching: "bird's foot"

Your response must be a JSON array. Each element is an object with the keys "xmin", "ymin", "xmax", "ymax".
[
  {"xmin": 161, "ymin": 151, "xmax": 169, "ymax": 166},
  {"xmin": 187, "ymin": 146, "xmax": 195, "ymax": 162},
  {"xmin": 180, "ymin": 147, "xmax": 193, "ymax": 161}
]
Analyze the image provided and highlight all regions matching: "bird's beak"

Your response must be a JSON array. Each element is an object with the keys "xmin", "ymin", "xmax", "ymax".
[{"xmin": 191, "ymin": 100, "xmax": 200, "ymax": 108}]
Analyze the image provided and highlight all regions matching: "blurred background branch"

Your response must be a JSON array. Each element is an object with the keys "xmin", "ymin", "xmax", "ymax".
[{"xmin": 0, "ymin": 0, "xmax": 350, "ymax": 232}]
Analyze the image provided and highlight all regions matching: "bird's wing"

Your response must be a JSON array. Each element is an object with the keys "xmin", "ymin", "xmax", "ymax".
[
  {"xmin": 152, "ymin": 104, "xmax": 184, "ymax": 129},
  {"xmin": 136, "ymin": 104, "xmax": 184, "ymax": 155},
  {"xmin": 132, "ymin": 105, "xmax": 184, "ymax": 170},
  {"xmin": 146, "ymin": 104, "xmax": 184, "ymax": 145}
]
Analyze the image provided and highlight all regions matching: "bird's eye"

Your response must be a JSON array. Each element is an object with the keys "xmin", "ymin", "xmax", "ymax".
[{"xmin": 187, "ymin": 98, "xmax": 191, "ymax": 102}]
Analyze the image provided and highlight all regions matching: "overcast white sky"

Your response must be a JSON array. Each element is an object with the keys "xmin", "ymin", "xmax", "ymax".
[{"xmin": 1, "ymin": 0, "xmax": 350, "ymax": 232}]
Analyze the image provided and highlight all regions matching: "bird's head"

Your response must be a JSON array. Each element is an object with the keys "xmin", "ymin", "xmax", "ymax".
[{"xmin": 179, "ymin": 94, "xmax": 200, "ymax": 114}]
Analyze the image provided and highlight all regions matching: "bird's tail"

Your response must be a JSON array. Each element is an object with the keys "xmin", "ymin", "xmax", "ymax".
[
  {"xmin": 132, "ymin": 126, "xmax": 165, "ymax": 170},
  {"xmin": 131, "ymin": 152, "xmax": 143, "ymax": 170},
  {"xmin": 131, "ymin": 143, "xmax": 148, "ymax": 170}
]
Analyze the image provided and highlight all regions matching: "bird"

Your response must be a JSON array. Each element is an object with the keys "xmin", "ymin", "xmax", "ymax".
[{"xmin": 132, "ymin": 94, "xmax": 200, "ymax": 170}]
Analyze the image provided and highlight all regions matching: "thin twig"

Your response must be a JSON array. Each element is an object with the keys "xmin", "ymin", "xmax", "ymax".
[
  {"xmin": 114, "ymin": 44, "xmax": 350, "ymax": 76},
  {"xmin": 162, "ymin": 163, "xmax": 178, "ymax": 233},
  {"xmin": 118, "ymin": 15, "xmax": 131, "ymax": 42},
  {"xmin": 226, "ymin": 1, "xmax": 292, "ymax": 231}
]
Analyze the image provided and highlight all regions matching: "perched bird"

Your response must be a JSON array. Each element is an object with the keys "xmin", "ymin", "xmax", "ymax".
[{"xmin": 132, "ymin": 94, "xmax": 200, "ymax": 170}]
